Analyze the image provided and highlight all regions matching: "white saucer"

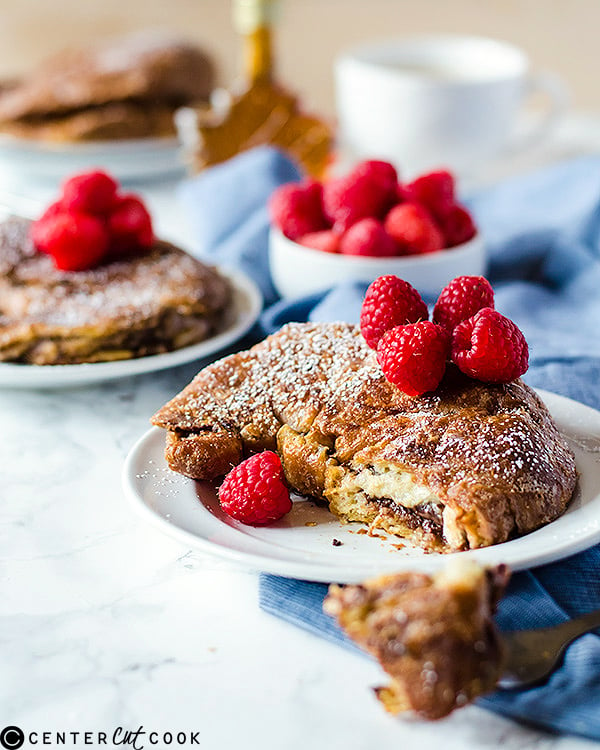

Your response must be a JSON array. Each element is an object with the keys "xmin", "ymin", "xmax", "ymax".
[
  {"xmin": 0, "ymin": 268, "xmax": 262, "ymax": 389},
  {"xmin": 123, "ymin": 389, "xmax": 600, "ymax": 583}
]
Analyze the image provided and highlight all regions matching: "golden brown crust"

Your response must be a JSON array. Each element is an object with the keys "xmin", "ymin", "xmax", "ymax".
[
  {"xmin": 0, "ymin": 32, "xmax": 213, "ymax": 142},
  {"xmin": 0, "ymin": 101, "xmax": 178, "ymax": 142},
  {"xmin": 151, "ymin": 321, "xmax": 577, "ymax": 551},
  {"xmin": 324, "ymin": 562, "xmax": 509, "ymax": 719},
  {"xmin": 0, "ymin": 32, "xmax": 213, "ymax": 119},
  {"xmin": 0, "ymin": 217, "xmax": 231, "ymax": 364}
]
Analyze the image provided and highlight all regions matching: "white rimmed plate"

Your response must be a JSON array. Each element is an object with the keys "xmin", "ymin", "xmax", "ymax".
[
  {"xmin": 123, "ymin": 389, "xmax": 600, "ymax": 583},
  {"xmin": 0, "ymin": 135, "xmax": 184, "ymax": 182},
  {"xmin": 0, "ymin": 268, "xmax": 262, "ymax": 389}
]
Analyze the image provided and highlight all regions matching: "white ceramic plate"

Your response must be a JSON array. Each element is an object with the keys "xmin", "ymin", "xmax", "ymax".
[
  {"xmin": 123, "ymin": 389, "xmax": 600, "ymax": 583},
  {"xmin": 0, "ymin": 135, "xmax": 184, "ymax": 182},
  {"xmin": 0, "ymin": 269, "xmax": 262, "ymax": 389},
  {"xmin": 269, "ymin": 227, "xmax": 486, "ymax": 300}
]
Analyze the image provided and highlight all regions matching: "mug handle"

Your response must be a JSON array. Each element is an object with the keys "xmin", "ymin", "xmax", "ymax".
[{"xmin": 506, "ymin": 71, "xmax": 570, "ymax": 153}]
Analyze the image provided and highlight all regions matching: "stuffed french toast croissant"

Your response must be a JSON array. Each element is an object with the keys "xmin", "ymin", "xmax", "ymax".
[{"xmin": 152, "ymin": 321, "xmax": 576, "ymax": 552}]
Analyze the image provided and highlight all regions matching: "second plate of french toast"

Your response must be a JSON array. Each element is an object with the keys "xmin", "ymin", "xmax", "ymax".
[{"xmin": 0, "ymin": 30, "xmax": 214, "ymax": 179}]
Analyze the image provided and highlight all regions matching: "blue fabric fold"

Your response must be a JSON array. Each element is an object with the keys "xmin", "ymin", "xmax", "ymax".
[
  {"xmin": 180, "ymin": 146, "xmax": 301, "ymax": 305},
  {"xmin": 180, "ymin": 148, "xmax": 600, "ymax": 739}
]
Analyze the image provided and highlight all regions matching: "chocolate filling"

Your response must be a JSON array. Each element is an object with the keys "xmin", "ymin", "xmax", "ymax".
[{"xmin": 367, "ymin": 496, "xmax": 444, "ymax": 537}]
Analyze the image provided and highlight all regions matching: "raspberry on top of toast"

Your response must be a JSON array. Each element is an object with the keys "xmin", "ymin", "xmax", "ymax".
[{"xmin": 0, "ymin": 169, "xmax": 232, "ymax": 365}]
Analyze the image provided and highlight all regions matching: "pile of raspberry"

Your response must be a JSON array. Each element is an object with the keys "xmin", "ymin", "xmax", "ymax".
[
  {"xmin": 31, "ymin": 170, "xmax": 154, "ymax": 271},
  {"xmin": 269, "ymin": 160, "xmax": 476, "ymax": 257},
  {"xmin": 361, "ymin": 274, "xmax": 529, "ymax": 396}
]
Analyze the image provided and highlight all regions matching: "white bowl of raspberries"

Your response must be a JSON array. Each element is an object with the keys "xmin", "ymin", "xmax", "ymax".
[{"xmin": 268, "ymin": 160, "xmax": 484, "ymax": 299}]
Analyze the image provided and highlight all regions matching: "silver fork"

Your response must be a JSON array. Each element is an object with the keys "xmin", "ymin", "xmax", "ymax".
[{"xmin": 498, "ymin": 608, "xmax": 600, "ymax": 689}]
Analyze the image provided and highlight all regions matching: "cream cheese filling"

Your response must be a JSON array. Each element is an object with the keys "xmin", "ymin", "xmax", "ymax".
[{"xmin": 340, "ymin": 462, "xmax": 442, "ymax": 509}]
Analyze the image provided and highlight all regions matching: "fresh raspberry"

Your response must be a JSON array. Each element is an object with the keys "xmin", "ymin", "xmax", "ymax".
[
  {"xmin": 37, "ymin": 212, "xmax": 109, "ymax": 271},
  {"xmin": 107, "ymin": 194, "xmax": 154, "ymax": 254},
  {"xmin": 439, "ymin": 203, "xmax": 477, "ymax": 247},
  {"xmin": 269, "ymin": 180, "xmax": 328, "ymax": 241},
  {"xmin": 323, "ymin": 165, "xmax": 397, "ymax": 233},
  {"xmin": 405, "ymin": 170, "xmax": 455, "ymax": 220},
  {"xmin": 451, "ymin": 307, "xmax": 529, "ymax": 383},
  {"xmin": 360, "ymin": 275, "xmax": 429, "ymax": 350},
  {"xmin": 339, "ymin": 218, "xmax": 397, "ymax": 257},
  {"xmin": 396, "ymin": 183, "xmax": 413, "ymax": 203},
  {"xmin": 30, "ymin": 201, "xmax": 66, "ymax": 253},
  {"xmin": 353, "ymin": 160, "xmax": 398, "ymax": 195},
  {"xmin": 433, "ymin": 276, "xmax": 494, "ymax": 333},
  {"xmin": 377, "ymin": 321, "xmax": 450, "ymax": 397},
  {"xmin": 298, "ymin": 229, "xmax": 340, "ymax": 254},
  {"xmin": 61, "ymin": 170, "xmax": 118, "ymax": 215},
  {"xmin": 37, "ymin": 200, "xmax": 64, "ymax": 224},
  {"xmin": 384, "ymin": 203, "xmax": 444, "ymax": 255},
  {"xmin": 218, "ymin": 451, "xmax": 292, "ymax": 525}
]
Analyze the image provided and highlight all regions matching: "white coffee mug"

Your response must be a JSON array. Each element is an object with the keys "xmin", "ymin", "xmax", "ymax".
[{"xmin": 335, "ymin": 34, "xmax": 568, "ymax": 176}]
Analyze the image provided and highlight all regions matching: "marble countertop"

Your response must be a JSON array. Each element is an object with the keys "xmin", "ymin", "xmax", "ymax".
[
  {"xmin": 3, "ymin": 368, "xmax": 597, "ymax": 750},
  {"xmin": 2, "ymin": 118, "xmax": 600, "ymax": 749}
]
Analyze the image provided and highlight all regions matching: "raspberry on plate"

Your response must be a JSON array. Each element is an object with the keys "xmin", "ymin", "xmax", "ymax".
[
  {"xmin": 384, "ymin": 203, "xmax": 444, "ymax": 255},
  {"xmin": 360, "ymin": 275, "xmax": 429, "ymax": 350},
  {"xmin": 37, "ymin": 212, "xmax": 109, "ymax": 271},
  {"xmin": 323, "ymin": 167, "xmax": 396, "ymax": 233},
  {"xmin": 405, "ymin": 170, "xmax": 455, "ymax": 220},
  {"xmin": 218, "ymin": 451, "xmax": 292, "ymax": 526},
  {"xmin": 339, "ymin": 218, "xmax": 397, "ymax": 257},
  {"xmin": 433, "ymin": 275, "xmax": 494, "ymax": 333},
  {"xmin": 108, "ymin": 194, "xmax": 154, "ymax": 254},
  {"xmin": 61, "ymin": 170, "xmax": 118, "ymax": 215},
  {"xmin": 439, "ymin": 203, "xmax": 477, "ymax": 247},
  {"xmin": 451, "ymin": 307, "xmax": 529, "ymax": 383},
  {"xmin": 377, "ymin": 321, "xmax": 450, "ymax": 397},
  {"xmin": 269, "ymin": 180, "xmax": 328, "ymax": 241},
  {"xmin": 298, "ymin": 229, "xmax": 340, "ymax": 254}
]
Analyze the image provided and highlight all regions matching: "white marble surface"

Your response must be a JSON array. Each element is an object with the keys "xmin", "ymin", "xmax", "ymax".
[
  {"xmin": 2, "ymin": 117, "xmax": 600, "ymax": 749},
  {"xmin": 1, "ymin": 369, "xmax": 597, "ymax": 750}
]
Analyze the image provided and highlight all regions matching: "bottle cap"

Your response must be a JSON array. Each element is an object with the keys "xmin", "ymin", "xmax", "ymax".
[{"xmin": 233, "ymin": 0, "xmax": 280, "ymax": 33}]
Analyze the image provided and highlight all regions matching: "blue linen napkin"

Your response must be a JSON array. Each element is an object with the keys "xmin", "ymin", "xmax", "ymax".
[{"xmin": 180, "ymin": 148, "xmax": 600, "ymax": 739}]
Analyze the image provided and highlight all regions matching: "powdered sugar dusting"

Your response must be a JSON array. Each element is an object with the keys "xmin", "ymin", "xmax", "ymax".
[
  {"xmin": 155, "ymin": 321, "xmax": 577, "ymax": 548},
  {"xmin": 163, "ymin": 322, "xmax": 376, "ymax": 436},
  {"xmin": 0, "ymin": 217, "xmax": 230, "ymax": 358}
]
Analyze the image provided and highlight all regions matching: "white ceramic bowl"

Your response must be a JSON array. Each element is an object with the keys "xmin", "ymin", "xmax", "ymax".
[{"xmin": 269, "ymin": 227, "xmax": 486, "ymax": 299}]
